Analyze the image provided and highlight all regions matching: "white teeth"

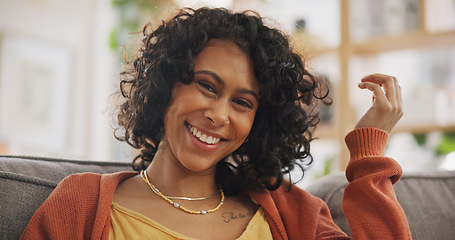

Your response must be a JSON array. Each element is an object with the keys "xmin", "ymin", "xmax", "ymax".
[
  {"xmin": 188, "ymin": 125, "xmax": 221, "ymax": 145},
  {"xmin": 200, "ymin": 134, "xmax": 207, "ymax": 142}
]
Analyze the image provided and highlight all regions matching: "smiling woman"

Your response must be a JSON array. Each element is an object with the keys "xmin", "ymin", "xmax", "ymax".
[
  {"xmin": 161, "ymin": 40, "xmax": 260, "ymax": 174},
  {"xmin": 20, "ymin": 7, "xmax": 411, "ymax": 240},
  {"xmin": 115, "ymin": 8, "xmax": 324, "ymax": 196}
]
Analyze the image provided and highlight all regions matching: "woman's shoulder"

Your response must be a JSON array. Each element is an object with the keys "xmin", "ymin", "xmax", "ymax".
[
  {"xmin": 246, "ymin": 181, "xmax": 338, "ymax": 238},
  {"xmin": 55, "ymin": 171, "xmax": 137, "ymax": 196},
  {"xmin": 60, "ymin": 172, "xmax": 102, "ymax": 182},
  {"xmin": 39, "ymin": 171, "xmax": 138, "ymax": 215},
  {"xmin": 248, "ymin": 181, "xmax": 325, "ymax": 208},
  {"xmin": 272, "ymin": 182, "xmax": 325, "ymax": 205},
  {"xmin": 59, "ymin": 171, "xmax": 134, "ymax": 184},
  {"xmin": 55, "ymin": 172, "xmax": 102, "ymax": 192}
]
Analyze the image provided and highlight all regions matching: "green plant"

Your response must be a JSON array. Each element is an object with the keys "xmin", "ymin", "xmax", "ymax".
[
  {"xmin": 110, "ymin": 0, "xmax": 162, "ymax": 61},
  {"xmin": 313, "ymin": 156, "xmax": 333, "ymax": 180},
  {"xmin": 437, "ymin": 132, "xmax": 455, "ymax": 156},
  {"xmin": 412, "ymin": 133, "xmax": 427, "ymax": 146}
]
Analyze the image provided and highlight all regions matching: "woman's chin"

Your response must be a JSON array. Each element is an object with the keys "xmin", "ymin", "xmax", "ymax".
[{"xmin": 179, "ymin": 161, "xmax": 218, "ymax": 175}]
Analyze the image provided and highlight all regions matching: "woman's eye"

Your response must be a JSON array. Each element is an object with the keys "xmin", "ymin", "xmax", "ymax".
[
  {"xmin": 233, "ymin": 99, "xmax": 253, "ymax": 109},
  {"xmin": 197, "ymin": 81, "xmax": 216, "ymax": 93}
]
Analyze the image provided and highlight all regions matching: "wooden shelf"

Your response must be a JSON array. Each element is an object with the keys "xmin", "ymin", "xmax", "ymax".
[
  {"xmin": 328, "ymin": 0, "xmax": 455, "ymax": 169},
  {"xmin": 393, "ymin": 124, "xmax": 455, "ymax": 134},
  {"xmin": 352, "ymin": 30, "xmax": 455, "ymax": 55},
  {"xmin": 313, "ymin": 123, "xmax": 337, "ymax": 139}
]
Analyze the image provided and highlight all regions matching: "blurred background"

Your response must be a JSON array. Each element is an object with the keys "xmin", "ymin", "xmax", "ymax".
[{"xmin": 1, "ymin": 0, "xmax": 454, "ymax": 187}]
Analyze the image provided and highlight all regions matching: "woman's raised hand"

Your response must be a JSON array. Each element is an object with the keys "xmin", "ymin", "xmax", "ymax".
[{"xmin": 354, "ymin": 73, "xmax": 403, "ymax": 133}]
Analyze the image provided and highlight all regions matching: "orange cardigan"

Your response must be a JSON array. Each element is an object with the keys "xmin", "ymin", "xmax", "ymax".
[{"xmin": 20, "ymin": 128, "xmax": 411, "ymax": 239}]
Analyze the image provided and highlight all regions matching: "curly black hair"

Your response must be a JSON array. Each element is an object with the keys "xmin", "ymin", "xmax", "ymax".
[{"xmin": 115, "ymin": 7, "xmax": 329, "ymax": 195}]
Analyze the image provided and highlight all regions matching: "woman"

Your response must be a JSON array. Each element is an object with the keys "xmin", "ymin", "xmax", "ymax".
[{"xmin": 21, "ymin": 7, "xmax": 411, "ymax": 239}]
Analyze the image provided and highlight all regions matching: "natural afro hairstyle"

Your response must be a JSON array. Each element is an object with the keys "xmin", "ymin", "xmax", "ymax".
[{"xmin": 115, "ymin": 7, "xmax": 329, "ymax": 195}]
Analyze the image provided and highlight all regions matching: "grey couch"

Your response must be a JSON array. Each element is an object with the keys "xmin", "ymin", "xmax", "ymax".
[
  {"xmin": 306, "ymin": 170, "xmax": 455, "ymax": 239},
  {"xmin": 1, "ymin": 155, "xmax": 454, "ymax": 239},
  {"xmin": 0, "ymin": 155, "xmax": 131, "ymax": 239}
]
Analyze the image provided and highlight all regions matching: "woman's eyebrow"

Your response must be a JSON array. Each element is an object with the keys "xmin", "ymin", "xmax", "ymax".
[
  {"xmin": 195, "ymin": 70, "xmax": 224, "ymax": 87},
  {"xmin": 194, "ymin": 70, "xmax": 258, "ymax": 100},
  {"xmin": 236, "ymin": 88, "xmax": 258, "ymax": 101}
]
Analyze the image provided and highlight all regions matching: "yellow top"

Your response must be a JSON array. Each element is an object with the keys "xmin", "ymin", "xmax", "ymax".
[{"xmin": 109, "ymin": 202, "xmax": 273, "ymax": 240}]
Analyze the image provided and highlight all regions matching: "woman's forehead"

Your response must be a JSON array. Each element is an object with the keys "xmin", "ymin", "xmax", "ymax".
[{"xmin": 193, "ymin": 39, "xmax": 261, "ymax": 94}]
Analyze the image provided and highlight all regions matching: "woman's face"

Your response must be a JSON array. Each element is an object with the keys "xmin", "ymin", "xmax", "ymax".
[{"xmin": 162, "ymin": 39, "xmax": 260, "ymax": 173}]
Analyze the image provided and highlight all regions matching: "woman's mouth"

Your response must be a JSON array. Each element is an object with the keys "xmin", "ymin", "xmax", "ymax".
[{"xmin": 187, "ymin": 124, "xmax": 222, "ymax": 145}]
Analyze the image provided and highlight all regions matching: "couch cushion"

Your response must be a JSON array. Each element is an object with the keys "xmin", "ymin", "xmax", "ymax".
[
  {"xmin": 305, "ymin": 170, "xmax": 455, "ymax": 240},
  {"xmin": 0, "ymin": 155, "xmax": 132, "ymax": 240}
]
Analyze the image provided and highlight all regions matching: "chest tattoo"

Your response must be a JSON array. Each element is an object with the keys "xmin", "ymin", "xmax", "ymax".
[{"xmin": 221, "ymin": 208, "xmax": 255, "ymax": 223}]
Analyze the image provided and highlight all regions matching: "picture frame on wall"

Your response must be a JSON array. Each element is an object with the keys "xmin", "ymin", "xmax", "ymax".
[{"xmin": 0, "ymin": 35, "xmax": 72, "ymax": 151}]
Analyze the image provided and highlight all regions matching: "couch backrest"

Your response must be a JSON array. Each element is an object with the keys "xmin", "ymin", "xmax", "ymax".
[
  {"xmin": 0, "ymin": 155, "xmax": 132, "ymax": 240},
  {"xmin": 3, "ymin": 154, "xmax": 455, "ymax": 240},
  {"xmin": 306, "ymin": 170, "xmax": 455, "ymax": 240}
]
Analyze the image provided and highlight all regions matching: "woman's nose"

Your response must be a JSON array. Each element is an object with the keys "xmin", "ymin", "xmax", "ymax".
[{"xmin": 204, "ymin": 100, "xmax": 230, "ymax": 127}]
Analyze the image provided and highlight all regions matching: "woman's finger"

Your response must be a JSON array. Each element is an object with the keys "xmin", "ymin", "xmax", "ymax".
[
  {"xmin": 395, "ymin": 78, "xmax": 403, "ymax": 110},
  {"xmin": 361, "ymin": 74, "xmax": 397, "ymax": 107},
  {"xmin": 355, "ymin": 75, "xmax": 403, "ymax": 132},
  {"xmin": 358, "ymin": 81, "xmax": 388, "ymax": 106}
]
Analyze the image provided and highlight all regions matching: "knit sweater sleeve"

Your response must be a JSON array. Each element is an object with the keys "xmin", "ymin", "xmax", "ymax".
[
  {"xmin": 342, "ymin": 127, "xmax": 412, "ymax": 239},
  {"xmin": 20, "ymin": 173, "xmax": 103, "ymax": 240}
]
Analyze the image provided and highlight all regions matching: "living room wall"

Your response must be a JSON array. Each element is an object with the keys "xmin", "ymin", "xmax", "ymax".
[{"xmin": 0, "ymin": 0, "xmax": 124, "ymax": 161}]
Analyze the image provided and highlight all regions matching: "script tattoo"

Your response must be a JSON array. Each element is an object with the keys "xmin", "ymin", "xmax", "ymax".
[{"xmin": 221, "ymin": 208, "xmax": 255, "ymax": 223}]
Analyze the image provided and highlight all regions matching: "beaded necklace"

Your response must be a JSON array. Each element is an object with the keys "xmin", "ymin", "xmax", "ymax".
[{"xmin": 140, "ymin": 170, "xmax": 224, "ymax": 215}]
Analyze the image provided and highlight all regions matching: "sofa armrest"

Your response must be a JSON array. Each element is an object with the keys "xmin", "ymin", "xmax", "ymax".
[
  {"xmin": 306, "ymin": 170, "xmax": 455, "ymax": 240},
  {"xmin": 0, "ymin": 155, "xmax": 131, "ymax": 240}
]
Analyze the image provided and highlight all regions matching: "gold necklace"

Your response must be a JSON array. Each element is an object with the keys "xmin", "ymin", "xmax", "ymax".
[
  {"xmin": 167, "ymin": 193, "xmax": 218, "ymax": 201},
  {"xmin": 140, "ymin": 170, "xmax": 224, "ymax": 215}
]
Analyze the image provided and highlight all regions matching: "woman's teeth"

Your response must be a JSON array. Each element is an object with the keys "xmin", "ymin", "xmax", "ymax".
[{"xmin": 188, "ymin": 125, "xmax": 221, "ymax": 145}]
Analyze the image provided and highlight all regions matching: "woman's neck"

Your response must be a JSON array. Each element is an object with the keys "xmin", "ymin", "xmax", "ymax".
[{"xmin": 146, "ymin": 144, "xmax": 219, "ymax": 198}]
